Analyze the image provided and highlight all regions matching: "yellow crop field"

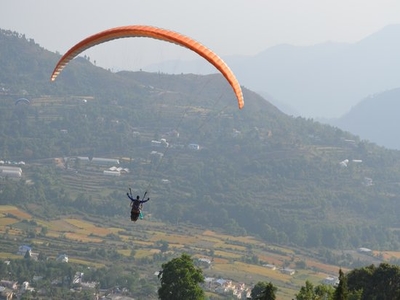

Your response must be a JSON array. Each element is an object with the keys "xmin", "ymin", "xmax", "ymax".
[
  {"xmin": 34, "ymin": 219, "xmax": 53, "ymax": 229},
  {"xmin": 65, "ymin": 232, "xmax": 103, "ymax": 243},
  {"xmin": 305, "ymin": 259, "xmax": 344, "ymax": 274},
  {"xmin": 379, "ymin": 251, "xmax": 400, "ymax": 260},
  {"xmin": 237, "ymin": 262, "xmax": 291, "ymax": 279},
  {"xmin": 131, "ymin": 240, "xmax": 153, "ymax": 247},
  {"xmin": 257, "ymin": 253, "xmax": 286, "ymax": 266},
  {"xmin": 117, "ymin": 249, "xmax": 132, "ymax": 257},
  {"xmin": 147, "ymin": 232, "xmax": 198, "ymax": 244},
  {"xmin": 168, "ymin": 243, "xmax": 185, "ymax": 249},
  {"xmin": 49, "ymin": 219, "xmax": 79, "ymax": 232},
  {"xmin": 214, "ymin": 250, "xmax": 242, "ymax": 259},
  {"xmin": 63, "ymin": 218, "xmax": 122, "ymax": 237},
  {"xmin": 198, "ymin": 237, "xmax": 224, "ymax": 247},
  {"xmin": 0, "ymin": 217, "xmax": 19, "ymax": 226},
  {"xmin": 217, "ymin": 243, "xmax": 247, "ymax": 252},
  {"xmin": 0, "ymin": 205, "xmax": 20, "ymax": 211},
  {"xmin": 65, "ymin": 218, "xmax": 94, "ymax": 229},
  {"xmin": 0, "ymin": 253, "xmax": 20, "ymax": 260},
  {"xmin": 212, "ymin": 257, "xmax": 229, "ymax": 264},
  {"xmin": 68, "ymin": 258, "xmax": 104, "ymax": 268},
  {"xmin": 135, "ymin": 249, "xmax": 158, "ymax": 259},
  {"xmin": 202, "ymin": 230, "xmax": 262, "ymax": 246},
  {"xmin": 0, "ymin": 206, "xmax": 31, "ymax": 220}
]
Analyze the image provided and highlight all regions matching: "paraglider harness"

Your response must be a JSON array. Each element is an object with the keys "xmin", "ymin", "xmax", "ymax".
[{"xmin": 127, "ymin": 188, "xmax": 149, "ymax": 222}]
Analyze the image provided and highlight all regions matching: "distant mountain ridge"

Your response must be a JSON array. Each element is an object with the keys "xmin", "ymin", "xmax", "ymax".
[
  {"xmin": 144, "ymin": 24, "xmax": 400, "ymax": 118},
  {"xmin": 328, "ymin": 88, "xmax": 400, "ymax": 150}
]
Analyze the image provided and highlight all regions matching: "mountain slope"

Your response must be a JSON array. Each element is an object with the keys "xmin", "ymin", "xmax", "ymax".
[
  {"xmin": 3, "ymin": 28, "xmax": 400, "ymax": 252},
  {"xmin": 329, "ymin": 88, "xmax": 400, "ymax": 150}
]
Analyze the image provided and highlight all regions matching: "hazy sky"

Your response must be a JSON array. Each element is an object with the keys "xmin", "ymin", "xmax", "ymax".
[{"xmin": 2, "ymin": 0, "xmax": 400, "ymax": 71}]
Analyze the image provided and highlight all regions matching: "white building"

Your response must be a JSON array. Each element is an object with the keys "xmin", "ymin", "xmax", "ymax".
[
  {"xmin": 91, "ymin": 157, "xmax": 120, "ymax": 166},
  {"xmin": 0, "ymin": 166, "xmax": 22, "ymax": 178},
  {"xmin": 103, "ymin": 170, "xmax": 121, "ymax": 177}
]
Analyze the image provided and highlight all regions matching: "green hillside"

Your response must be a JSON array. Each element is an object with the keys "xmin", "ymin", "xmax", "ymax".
[{"xmin": 2, "ymin": 28, "xmax": 400, "ymax": 256}]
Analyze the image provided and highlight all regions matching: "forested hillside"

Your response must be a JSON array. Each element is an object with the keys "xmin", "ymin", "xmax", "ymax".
[{"xmin": 2, "ymin": 28, "xmax": 400, "ymax": 252}]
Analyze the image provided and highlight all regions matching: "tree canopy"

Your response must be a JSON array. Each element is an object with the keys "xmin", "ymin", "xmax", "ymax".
[{"xmin": 158, "ymin": 253, "xmax": 205, "ymax": 300}]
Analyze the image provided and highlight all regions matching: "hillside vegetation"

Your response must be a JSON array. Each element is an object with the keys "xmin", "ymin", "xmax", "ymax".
[{"xmin": 2, "ymin": 28, "xmax": 400, "ymax": 254}]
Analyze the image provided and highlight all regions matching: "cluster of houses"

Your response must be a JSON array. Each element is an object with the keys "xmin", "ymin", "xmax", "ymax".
[
  {"xmin": 203, "ymin": 277, "xmax": 251, "ymax": 299},
  {"xmin": 339, "ymin": 158, "xmax": 363, "ymax": 167},
  {"xmin": 17, "ymin": 245, "xmax": 69, "ymax": 263},
  {"xmin": 151, "ymin": 137, "xmax": 201, "ymax": 151},
  {"xmin": 0, "ymin": 267, "xmax": 100, "ymax": 299},
  {"xmin": 103, "ymin": 166, "xmax": 130, "ymax": 177},
  {"xmin": 65, "ymin": 156, "xmax": 129, "ymax": 177}
]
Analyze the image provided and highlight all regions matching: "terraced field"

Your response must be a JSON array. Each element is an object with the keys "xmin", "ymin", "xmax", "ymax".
[{"xmin": 0, "ymin": 204, "xmax": 367, "ymax": 299}]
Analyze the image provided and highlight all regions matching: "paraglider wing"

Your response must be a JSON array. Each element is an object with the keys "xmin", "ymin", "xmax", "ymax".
[
  {"xmin": 50, "ymin": 25, "xmax": 244, "ymax": 109},
  {"xmin": 15, "ymin": 98, "xmax": 30, "ymax": 105}
]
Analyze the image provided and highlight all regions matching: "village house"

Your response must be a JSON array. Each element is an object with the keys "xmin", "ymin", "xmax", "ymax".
[
  {"xmin": 281, "ymin": 267, "xmax": 296, "ymax": 275},
  {"xmin": 56, "ymin": 254, "xmax": 69, "ymax": 263},
  {"xmin": 323, "ymin": 276, "xmax": 339, "ymax": 286},
  {"xmin": 262, "ymin": 263, "xmax": 277, "ymax": 270},
  {"xmin": 188, "ymin": 143, "xmax": 200, "ymax": 150},
  {"xmin": 17, "ymin": 245, "xmax": 31, "ymax": 256}
]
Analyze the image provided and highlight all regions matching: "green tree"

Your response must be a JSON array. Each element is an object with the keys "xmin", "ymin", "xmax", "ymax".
[
  {"xmin": 346, "ymin": 263, "xmax": 400, "ymax": 299},
  {"xmin": 158, "ymin": 253, "xmax": 205, "ymax": 300},
  {"xmin": 296, "ymin": 280, "xmax": 334, "ymax": 300},
  {"xmin": 251, "ymin": 281, "xmax": 277, "ymax": 300},
  {"xmin": 296, "ymin": 280, "xmax": 316, "ymax": 300},
  {"xmin": 333, "ymin": 269, "xmax": 348, "ymax": 300}
]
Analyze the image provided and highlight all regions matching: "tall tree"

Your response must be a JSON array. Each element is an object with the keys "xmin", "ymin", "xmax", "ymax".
[
  {"xmin": 158, "ymin": 253, "xmax": 205, "ymax": 300},
  {"xmin": 333, "ymin": 268, "xmax": 348, "ymax": 300},
  {"xmin": 251, "ymin": 281, "xmax": 277, "ymax": 300}
]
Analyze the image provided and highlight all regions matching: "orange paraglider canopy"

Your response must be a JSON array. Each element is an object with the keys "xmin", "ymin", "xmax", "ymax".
[{"xmin": 50, "ymin": 25, "xmax": 244, "ymax": 109}]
